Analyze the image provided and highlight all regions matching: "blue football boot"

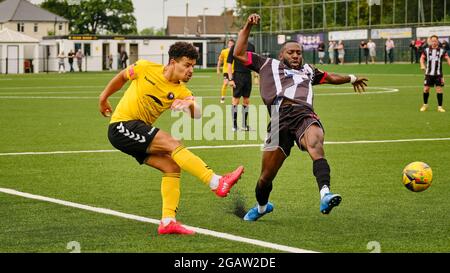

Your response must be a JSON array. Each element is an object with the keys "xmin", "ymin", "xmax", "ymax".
[
  {"xmin": 243, "ymin": 202, "xmax": 274, "ymax": 221},
  {"xmin": 320, "ymin": 193, "xmax": 342, "ymax": 214}
]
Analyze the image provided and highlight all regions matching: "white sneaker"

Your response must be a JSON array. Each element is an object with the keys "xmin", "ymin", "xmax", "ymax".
[
  {"xmin": 420, "ymin": 104, "xmax": 428, "ymax": 112},
  {"xmin": 438, "ymin": 106, "xmax": 446, "ymax": 112}
]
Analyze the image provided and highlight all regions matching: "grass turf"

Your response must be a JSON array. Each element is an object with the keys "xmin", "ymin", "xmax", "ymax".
[{"xmin": 0, "ymin": 64, "xmax": 449, "ymax": 253}]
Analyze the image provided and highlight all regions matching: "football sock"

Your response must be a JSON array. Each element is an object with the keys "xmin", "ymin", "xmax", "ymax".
[
  {"xmin": 221, "ymin": 84, "xmax": 227, "ymax": 98},
  {"xmin": 208, "ymin": 174, "xmax": 222, "ymax": 190},
  {"xmin": 161, "ymin": 217, "xmax": 176, "ymax": 227},
  {"xmin": 171, "ymin": 146, "xmax": 214, "ymax": 186},
  {"xmin": 242, "ymin": 105, "xmax": 249, "ymax": 128},
  {"xmin": 437, "ymin": 93, "xmax": 443, "ymax": 106},
  {"xmin": 320, "ymin": 185, "xmax": 330, "ymax": 199},
  {"xmin": 313, "ymin": 158, "xmax": 331, "ymax": 191},
  {"xmin": 258, "ymin": 204, "xmax": 267, "ymax": 214},
  {"xmin": 255, "ymin": 182, "xmax": 273, "ymax": 207},
  {"xmin": 423, "ymin": 92, "xmax": 430, "ymax": 104},
  {"xmin": 232, "ymin": 105, "xmax": 238, "ymax": 128},
  {"xmin": 161, "ymin": 173, "xmax": 180, "ymax": 220}
]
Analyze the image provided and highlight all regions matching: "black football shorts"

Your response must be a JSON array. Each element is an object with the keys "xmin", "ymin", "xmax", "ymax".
[
  {"xmin": 424, "ymin": 75, "xmax": 444, "ymax": 87},
  {"xmin": 264, "ymin": 104, "xmax": 323, "ymax": 157},
  {"xmin": 232, "ymin": 72, "xmax": 252, "ymax": 98},
  {"xmin": 108, "ymin": 120, "xmax": 159, "ymax": 164}
]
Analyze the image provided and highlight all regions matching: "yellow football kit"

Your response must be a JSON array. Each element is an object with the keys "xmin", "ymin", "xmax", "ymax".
[
  {"xmin": 108, "ymin": 59, "xmax": 215, "ymax": 220},
  {"xmin": 219, "ymin": 48, "xmax": 234, "ymax": 74},
  {"xmin": 110, "ymin": 60, "xmax": 193, "ymax": 125}
]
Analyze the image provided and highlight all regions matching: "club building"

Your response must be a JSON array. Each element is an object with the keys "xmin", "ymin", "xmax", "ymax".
[
  {"xmin": 0, "ymin": 0, "xmax": 231, "ymax": 74},
  {"xmin": 41, "ymin": 35, "xmax": 212, "ymax": 72}
]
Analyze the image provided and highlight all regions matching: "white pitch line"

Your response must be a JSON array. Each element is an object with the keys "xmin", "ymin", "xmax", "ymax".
[
  {"xmin": 0, "ymin": 187, "xmax": 315, "ymax": 253},
  {"xmin": 1, "ymin": 137, "xmax": 449, "ymax": 156},
  {"xmin": 0, "ymin": 88, "xmax": 399, "ymax": 100}
]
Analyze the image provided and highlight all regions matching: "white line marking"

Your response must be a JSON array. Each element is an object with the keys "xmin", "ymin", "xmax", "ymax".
[
  {"xmin": 0, "ymin": 87, "xmax": 399, "ymax": 100},
  {"xmin": 1, "ymin": 137, "xmax": 449, "ymax": 156},
  {"xmin": 0, "ymin": 187, "xmax": 315, "ymax": 253}
]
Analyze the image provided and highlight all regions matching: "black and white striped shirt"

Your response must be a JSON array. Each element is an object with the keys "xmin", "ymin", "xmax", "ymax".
[
  {"xmin": 244, "ymin": 52, "xmax": 327, "ymax": 108},
  {"xmin": 422, "ymin": 47, "xmax": 448, "ymax": 76}
]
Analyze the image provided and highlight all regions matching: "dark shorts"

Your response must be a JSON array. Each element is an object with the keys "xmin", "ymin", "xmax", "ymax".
[
  {"xmin": 264, "ymin": 104, "xmax": 323, "ymax": 157},
  {"xmin": 223, "ymin": 73, "xmax": 229, "ymax": 80},
  {"xmin": 424, "ymin": 75, "xmax": 444, "ymax": 87},
  {"xmin": 108, "ymin": 120, "xmax": 159, "ymax": 164},
  {"xmin": 233, "ymin": 72, "xmax": 252, "ymax": 98}
]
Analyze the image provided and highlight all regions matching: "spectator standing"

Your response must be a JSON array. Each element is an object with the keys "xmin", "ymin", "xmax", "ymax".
[
  {"xmin": 108, "ymin": 53, "xmax": 113, "ymax": 70},
  {"xmin": 360, "ymin": 40, "xmax": 369, "ymax": 64},
  {"xmin": 317, "ymin": 41, "xmax": 325, "ymax": 65},
  {"xmin": 75, "ymin": 49, "xmax": 84, "ymax": 72},
  {"xmin": 367, "ymin": 39, "xmax": 376, "ymax": 64},
  {"xmin": 414, "ymin": 38, "xmax": 424, "ymax": 63},
  {"xmin": 385, "ymin": 38, "xmax": 395, "ymax": 63},
  {"xmin": 57, "ymin": 51, "xmax": 65, "ymax": 73},
  {"xmin": 337, "ymin": 40, "xmax": 345, "ymax": 65},
  {"xmin": 328, "ymin": 41, "xmax": 335, "ymax": 64},
  {"xmin": 67, "ymin": 50, "xmax": 75, "ymax": 72},
  {"xmin": 120, "ymin": 48, "xmax": 128, "ymax": 69}
]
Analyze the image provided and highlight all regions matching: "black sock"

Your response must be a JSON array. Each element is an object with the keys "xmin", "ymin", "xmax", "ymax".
[
  {"xmin": 423, "ymin": 92, "xmax": 430, "ymax": 104},
  {"xmin": 313, "ymin": 158, "xmax": 331, "ymax": 191},
  {"xmin": 232, "ymin": 105, "xmax": 238, "ymax": 128},
  {"xmin": 242, "ymin": 105, "xmax": 248, "ymax": 128},
  {"xmin": 255, "ymin": 182, "xmax": 273, "ymax": 206},
  {"xmin": 437, "ymin": 93, "xmax": 443, "ymax": 106}
]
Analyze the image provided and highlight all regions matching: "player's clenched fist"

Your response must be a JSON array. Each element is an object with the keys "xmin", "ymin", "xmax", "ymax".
[{"xmin": 247, "ymin": 14, "xmax": 260, "ymax": 25}]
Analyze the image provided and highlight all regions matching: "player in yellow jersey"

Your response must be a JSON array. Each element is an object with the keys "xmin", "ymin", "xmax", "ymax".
[
  {"xmin": 216, "ymin": 39, "xmax": 235, "ymax": 103},
  {"xmin": 99, "ymin": 42, "xmax": 244, "ymax": 235}
]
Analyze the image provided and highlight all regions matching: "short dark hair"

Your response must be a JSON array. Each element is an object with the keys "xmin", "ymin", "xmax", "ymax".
[
  {"xmin": 430, "ymin": 35, "xmax": 439, "ymax": 40},
  {"xmin": 279, "ymin": 40, "xmax": 302, "ymax": 53},
  {"xmin": 168, "ymin": 42, "xmax": 199, "ymax": 61}
]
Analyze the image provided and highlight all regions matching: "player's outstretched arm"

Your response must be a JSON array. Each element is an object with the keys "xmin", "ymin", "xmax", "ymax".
[
  {"xmin": 324, "ymin": 73, "xmax": 368, "ymax": 93},
  {"xmin": 99, "ymin": 69, "xmax": 128, "ymax": 117},
  {"xmin": 233, "ymin": 13, "xmax": 260, "ymax": 64}
]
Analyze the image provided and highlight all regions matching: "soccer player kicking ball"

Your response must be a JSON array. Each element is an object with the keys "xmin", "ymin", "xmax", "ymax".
[
  {"xmin": 99, "ymin": 42, "xmax": 244, "ymax": 235},
  {"xmin": 233, "ymin": 14, "xmax": 368, "ymax": 221},
  {"xmin": 419, "ymin": 35, "xmax": 450, "ymax": 112}
]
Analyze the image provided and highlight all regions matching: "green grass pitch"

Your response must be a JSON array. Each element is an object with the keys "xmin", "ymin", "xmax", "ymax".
[{"xmin": 0, "ymin": 64, "xmax": 449, "ymax": 253}]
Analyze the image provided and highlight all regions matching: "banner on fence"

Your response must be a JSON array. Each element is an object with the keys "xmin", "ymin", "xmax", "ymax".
[
  {"xmin": 416, "ymin": 26, "xmax": 450, "ymax": 38},
  {"xmin": 328, "ymin": 29, "xmax": 367, "ymax": 41},
  {"xmin": 371, "ymin": 28, "xmax": 412, "ymax": 39},
  {"xmin": 295, "ymin": 33, "xmax": 324, "ymax": 51}
]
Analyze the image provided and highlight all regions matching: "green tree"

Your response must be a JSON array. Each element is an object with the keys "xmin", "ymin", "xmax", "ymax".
[
  {"xmin": 40, "ymin": 0, "xmax": 137, "ymax": 35},
  {"xmin": 236, "ymin": 0, "xmax": 450, "ymax": 32}
]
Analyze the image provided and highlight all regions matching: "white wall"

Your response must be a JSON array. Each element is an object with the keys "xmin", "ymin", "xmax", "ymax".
[{"xmin": 47, "ymin": 38, "xmax": 209, "ymax": 72}]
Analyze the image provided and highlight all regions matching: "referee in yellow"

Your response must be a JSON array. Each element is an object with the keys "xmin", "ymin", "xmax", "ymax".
[{"xmin": 99, "ymin": 42, "xmax": 244, "ymax": 235}]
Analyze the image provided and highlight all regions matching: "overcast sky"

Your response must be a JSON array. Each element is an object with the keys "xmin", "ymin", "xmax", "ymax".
[{"xmin": 29, "ymin": 0, "xmax": 237, "ymax": 31}]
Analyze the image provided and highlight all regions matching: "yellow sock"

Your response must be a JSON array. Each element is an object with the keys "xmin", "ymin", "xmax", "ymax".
[
  {"xmin": 221, "ymin": 83, "xmax": 227, "ymax": 97},
  {"xmin": 171, "ymin": 145, "xmax": 214, "ymax": 185},
  {"xmin": 161, "ymin": 173, "xmax": 181, "ymax": 219}
]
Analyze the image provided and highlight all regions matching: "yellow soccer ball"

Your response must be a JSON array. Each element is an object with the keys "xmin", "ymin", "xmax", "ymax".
[{"xmin": 402, "ymin": 162, "xmax": 433, "ymax": 192}]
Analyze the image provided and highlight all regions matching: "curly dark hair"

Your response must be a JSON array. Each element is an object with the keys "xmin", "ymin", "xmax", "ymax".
[{"xmin": 168, "ymin": 42, "xmax": 199, "ymax": 62}]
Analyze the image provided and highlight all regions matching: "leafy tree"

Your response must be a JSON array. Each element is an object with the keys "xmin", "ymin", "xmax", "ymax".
[
  {"xmin": 40, "ymin": 0, "xmax": 137, "ymax": 34},
  {"xmin": 235, "ymin": 0, "xmax": 450, "ymax": 32}
]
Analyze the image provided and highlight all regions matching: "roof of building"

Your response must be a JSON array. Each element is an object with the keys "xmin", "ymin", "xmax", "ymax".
[
  {"xmin": 0, "ymin": 27, "xmax": 39, "ymax": 43},
  {"xmin": 0, "ymin": 0, "xmax": 68, "ymax": 23},
  {"xmin": 166, "ymin": 11, "xmax": 240, "ymax": 36}
]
